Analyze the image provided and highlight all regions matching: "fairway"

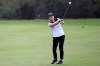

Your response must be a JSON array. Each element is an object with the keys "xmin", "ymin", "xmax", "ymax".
[{"xmin": 0, "ymin": 19, "xmax": 100, "ymax": 66}]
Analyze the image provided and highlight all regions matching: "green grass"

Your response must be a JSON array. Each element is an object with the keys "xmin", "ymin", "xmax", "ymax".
[{"xmin": 0, "ymin": 19, "xmax": 100, "ymax": 66}]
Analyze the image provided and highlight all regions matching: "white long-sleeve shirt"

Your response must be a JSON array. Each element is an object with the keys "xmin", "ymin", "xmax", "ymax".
[{"xmin": 48, "ymin": 22, "xmax": 65, "ymax": 37}]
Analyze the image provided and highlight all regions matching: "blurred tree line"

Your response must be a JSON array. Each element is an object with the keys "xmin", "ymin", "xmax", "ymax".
[{"xmin": 0, "ymin": 0, "xmax": 100, "ymax": 19}]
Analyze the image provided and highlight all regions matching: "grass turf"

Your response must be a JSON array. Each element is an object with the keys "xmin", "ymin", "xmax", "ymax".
[{"xmin": 0, "ymin": 19, "xmax": 100, "ymax": 66}]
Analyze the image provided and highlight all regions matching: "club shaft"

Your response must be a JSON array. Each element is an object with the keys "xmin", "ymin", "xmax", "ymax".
[{"xmin": 62, "ymin": 4, "xmax": 71, "ymax": 19}]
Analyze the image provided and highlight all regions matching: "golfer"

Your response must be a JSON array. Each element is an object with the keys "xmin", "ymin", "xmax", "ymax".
[{"xmin": 48, "ymin": 12, "xmax": 65, "ymax": 64}]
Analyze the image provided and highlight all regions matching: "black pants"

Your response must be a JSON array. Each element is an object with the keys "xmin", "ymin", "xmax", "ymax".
[{"xmin": 52, "ymin": 35, "xmax": 65, "ymax": 60}]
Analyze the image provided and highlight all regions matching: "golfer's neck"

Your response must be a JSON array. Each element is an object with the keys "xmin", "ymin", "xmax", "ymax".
[{"xmin": 50, "ymin": 21, "xmax": 54, "ymax": 23}]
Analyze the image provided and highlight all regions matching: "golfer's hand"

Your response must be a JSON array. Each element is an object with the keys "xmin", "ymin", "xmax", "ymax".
[
  {"xmin": 59, "ymin": 19, "xmax": 64, "ymax": 24},
  {"xmin": 59, "ymin": 19, "xmax": 63, "ymax": 22}
]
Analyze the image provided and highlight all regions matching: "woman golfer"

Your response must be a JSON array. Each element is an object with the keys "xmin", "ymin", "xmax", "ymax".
[{"xmin": 48, "ymin": 12, "xmax": 65, "ymax": 64}]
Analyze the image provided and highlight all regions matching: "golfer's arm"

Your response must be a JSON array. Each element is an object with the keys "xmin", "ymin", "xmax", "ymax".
[{"xmin": 50, "ymin": 21, "xmax": 60, "ymax": 27}]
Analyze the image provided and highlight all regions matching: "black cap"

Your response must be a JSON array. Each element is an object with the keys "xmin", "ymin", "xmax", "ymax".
[{"xmin": 48, "ymin": 12, "xmax": 54, "ymax": 17}]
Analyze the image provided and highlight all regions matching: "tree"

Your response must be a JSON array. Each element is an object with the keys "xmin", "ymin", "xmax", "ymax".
[{"xmin": 0, "ymin": 0, "xmax": 100, "ymax": 19}]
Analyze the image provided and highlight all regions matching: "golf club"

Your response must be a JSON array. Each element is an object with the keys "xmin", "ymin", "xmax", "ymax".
[{"xmin": 62, "ymin": 2, "xmax": 71, "ymax": 19}]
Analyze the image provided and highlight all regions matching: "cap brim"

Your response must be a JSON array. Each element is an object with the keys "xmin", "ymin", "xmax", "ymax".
[{"xmin": 48, "ymin": 15, "xmax": 54, "ymax": 18}]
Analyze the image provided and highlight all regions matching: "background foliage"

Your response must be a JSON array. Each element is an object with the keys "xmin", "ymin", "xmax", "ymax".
[{"xmin": 0, "ymin": 0, "xmax": 100, "ymax": 19}]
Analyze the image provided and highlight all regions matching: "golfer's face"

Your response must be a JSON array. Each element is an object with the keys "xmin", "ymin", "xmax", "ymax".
[{"xmin": 49, "ymin": 16, "xmax": 54, "ymax": 22}]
